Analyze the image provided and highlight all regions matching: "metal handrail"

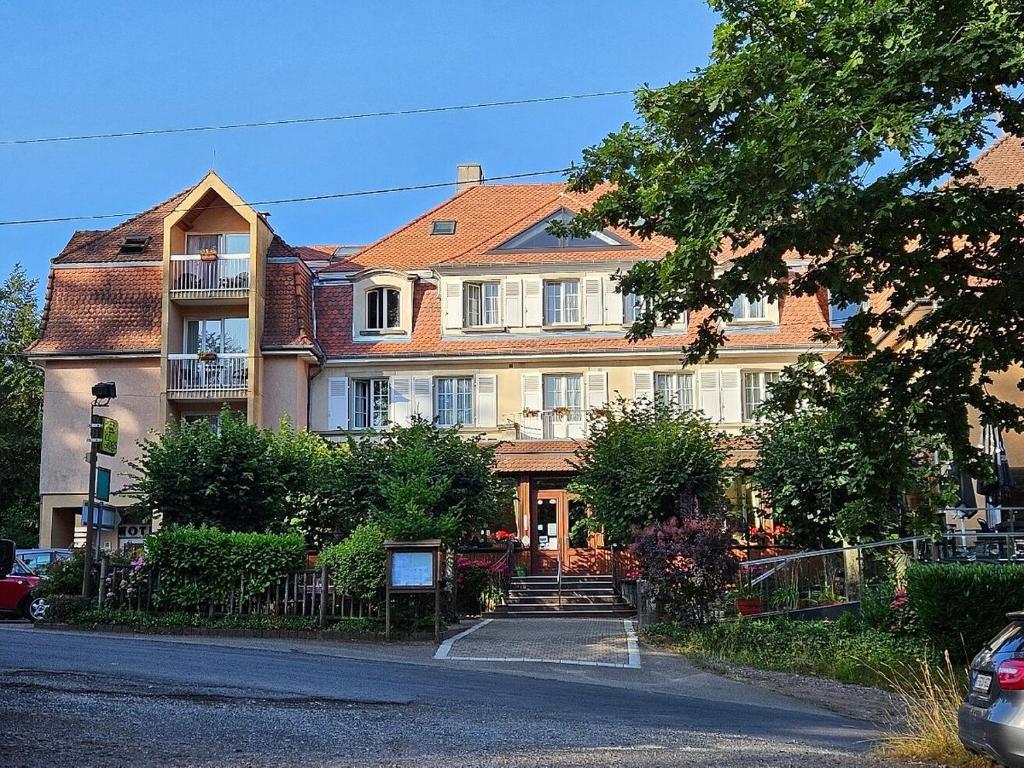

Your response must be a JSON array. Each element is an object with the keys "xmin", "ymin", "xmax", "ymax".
[{"xmin": 556, "ymin": 553, "xmax": 563, "ymax": 608}]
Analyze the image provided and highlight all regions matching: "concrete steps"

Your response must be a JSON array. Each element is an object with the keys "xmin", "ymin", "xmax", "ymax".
[{"xmin": 488, "ymin": 574, "xmax": 634, "ymax": 619}]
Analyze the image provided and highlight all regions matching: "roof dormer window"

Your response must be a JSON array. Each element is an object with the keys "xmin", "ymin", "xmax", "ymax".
[
  {"xmin": 118, "ymin": 236, "xmax": 151, "ymax": 254},
  {"xmin": 366, "ymin": 286, "xmax": 401, "ymax": 330},
  {"xmin": 496, "ymin": 209, "xmax": 628, "ymax": 251}
]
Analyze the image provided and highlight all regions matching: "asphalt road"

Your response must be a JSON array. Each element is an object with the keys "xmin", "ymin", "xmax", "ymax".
[{"xmin": 0, "ymin": 625, "xmax": 883, "ymax": 767}]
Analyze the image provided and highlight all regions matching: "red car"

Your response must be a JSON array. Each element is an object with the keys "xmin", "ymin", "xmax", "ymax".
[{"xmin": 0, "ymin": 557, "xmax": 45, "ymax": 621}]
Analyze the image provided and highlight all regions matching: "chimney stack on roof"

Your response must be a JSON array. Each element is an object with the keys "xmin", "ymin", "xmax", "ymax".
[{"xmin": 456, "ymin": 163, "xmax": 483, "ymax": 194}]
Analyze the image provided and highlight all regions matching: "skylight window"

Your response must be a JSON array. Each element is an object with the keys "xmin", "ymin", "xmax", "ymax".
[
  {"xmin": 118, "ymin": 236, "xmax": 151, "ymax": 254},
  {"xmin": 496, "ymin": 209, "xmax": 627, "ymax": 251},
  {"xmin": 431, "ymin": 220, "xmax": 457, "ymax": 235}
]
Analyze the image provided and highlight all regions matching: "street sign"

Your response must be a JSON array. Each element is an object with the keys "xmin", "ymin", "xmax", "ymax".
[
  {"xmin": 81, "ymin": 503, "xmax": 120, "ymax": 531},
  {"xmin": 96, "ymin": 467, "xmax": 111, "ymax": 502},
  {"xmin": 98, "ymin": 417, "xmax": 119, "ymax": 456}
]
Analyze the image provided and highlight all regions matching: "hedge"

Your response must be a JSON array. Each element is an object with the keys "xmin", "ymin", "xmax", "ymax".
[
  {"xmin": 906, "ymin": 563, "xmax": 1024, "ymax": 661},
  {"xmin": 144, "ymin": 526, "xmax": 306, "ymax": 612}
]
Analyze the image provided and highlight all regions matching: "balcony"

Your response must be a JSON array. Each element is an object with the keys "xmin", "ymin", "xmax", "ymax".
[
  {"xmin": 169, "ymin": 254, "xmax": 249, "ymax": 299},
  {"xmin": 167, "ymin": 353, "xmax": 248, "ymax": 400},
  {"xmin": 520, "ymin": 409, "xmax": 585, "ymax": 440}
]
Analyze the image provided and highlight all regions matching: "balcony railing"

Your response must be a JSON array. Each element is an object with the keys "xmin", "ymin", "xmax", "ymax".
[
  {"xmin": 520, "ymin": 409, "xmax": 585, "ymax": 440},
  {"xmin": 169, "ymin": 254, "xmax": 249, "ymax": 298},
  {"xmin": 168, "ymin": 353, "xmax": 248, "ymax": 399}
]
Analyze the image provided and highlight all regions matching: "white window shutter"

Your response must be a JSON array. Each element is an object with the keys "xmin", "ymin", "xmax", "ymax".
[
  {"xmin": 412, "ymin": 376, "xmax": 433, "ymax": 421},
  {"xmin": 584, "ymin": 276, "xmax": 603, "ymax": 326},
  {"xmin": 523, "ymin": 279, "xmax": 543, "ymax": 327},
  {"xmin": 390, "ymin": 377, "xmax": 412, "ymax": 426},
  {"xmin": 765, "ymin": 298, "xmax": 781, "ymax": 325},
  {"xmin": 604, "ymin": 276, "xmax": 622, "ymax": 325},
  {"xmin": 720, "ymin": 368, "xmax": 742, "ymax": 423},
  {"xmin": 586, "ymin": 371, "xmax": 608, "ymax": 409},
  {"xmin": 699, "ymin": 369, "xmax": 722, "ymax": 421},
  {"xmin": 475, "ymin": 374, "xmax": 497, "ymax": 428},
  {"xmin": 443, "ymin": 281, "xmax": 463, "ymax": 330},
  {"xmin": 504, "ymin": 279, "xmax": 522, "ymax": 328},
  {"xmin": 633, "ymin": 370, "xmax": 654, "ymax": 402},
  {"xmin": 327, "ymin": 376, "xmax": 349, "ymax": 431},
  {"xmin": 521, "ymin": 372, "xmax": 543, "ymax": 439}
]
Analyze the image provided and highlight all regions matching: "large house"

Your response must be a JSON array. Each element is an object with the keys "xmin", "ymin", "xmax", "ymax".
[{"xmin": 28, "ymin": 160, "xmax": 937, "ymax": 572}]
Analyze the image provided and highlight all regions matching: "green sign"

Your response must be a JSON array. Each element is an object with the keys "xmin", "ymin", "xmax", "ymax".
[
  {"xmin": 98, "ymin": 417, "xmax": 119, "ymax": 456},
  {"xmin": 96, "ymin": 467, "xmax": 111, "ymax": 501}
]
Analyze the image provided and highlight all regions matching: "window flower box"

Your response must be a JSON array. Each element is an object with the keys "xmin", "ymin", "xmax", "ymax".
[{"xmin": 199, "ymin": 248, "xmax": 218, "ymax": 262}]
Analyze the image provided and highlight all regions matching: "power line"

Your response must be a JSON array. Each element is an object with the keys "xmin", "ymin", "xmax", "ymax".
[
  {"xmin": 0, "ymin": 168, "xmax": 571, "ymax": 227},
  {"xmin": 0, "ymin": 89, "xmax": 636, "ymax": 146}
]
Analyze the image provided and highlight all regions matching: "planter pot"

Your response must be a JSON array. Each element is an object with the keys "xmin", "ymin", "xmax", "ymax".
[
  {"xmin": 199, "ymin": 249, "xmax": 218, "ymax": 262},
  {"xmin": 735, "ymin": 597, "xmax": 764, "ymax": 616}
]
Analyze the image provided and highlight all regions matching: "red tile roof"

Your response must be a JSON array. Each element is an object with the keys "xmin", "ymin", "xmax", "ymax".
[
  {"xmin": 969, "ymin": 134, "xmax": 1024, "ymax": 189},
  {"xmin": 263, "ymin": 260, "xmax": 316, "ymax": 350},
  {"xmin": 28, "ymin": 266, "xmax": 163, "ymax": 354}
]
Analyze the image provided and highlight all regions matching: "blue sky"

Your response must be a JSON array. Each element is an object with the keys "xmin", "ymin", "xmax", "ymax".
[{"xmin": 0, "ymin": 1, "xmax": 719, "ymax": 288}]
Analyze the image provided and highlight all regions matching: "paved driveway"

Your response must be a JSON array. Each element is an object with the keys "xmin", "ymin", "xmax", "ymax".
[{"xmin": 436, "ymin": 617, "xmax": 641, "ymax": 668}]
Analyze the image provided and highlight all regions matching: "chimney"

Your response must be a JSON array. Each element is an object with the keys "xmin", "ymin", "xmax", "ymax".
[{"xmin": 456, "ymin": 163, "xmax": 483, "ymax": 194}]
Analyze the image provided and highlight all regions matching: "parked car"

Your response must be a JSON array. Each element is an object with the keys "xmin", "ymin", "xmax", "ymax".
[
  {"xmin": 17, "ymin": 547, "xmax": 71, "ymax": 573},
  {"xmin": 0, "ymin": 556, "xmax": 46, "ymax": 621},
  {"xmin": 959, "ymin": 612, "xmax": 1024, "ymax": 767}
]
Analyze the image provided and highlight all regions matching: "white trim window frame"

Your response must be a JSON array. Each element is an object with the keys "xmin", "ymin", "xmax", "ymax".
[
  {"xmin": 185, "ymin": 232, "xmax": 251, "ymax": 256},
  {"xmin": 366, "ymin": 287, "xmax": 401, "ymax": 330},
  {"xmin": 542, "ymin": 374, "xmax": 584, "ymax": 422},
  {"xmin": 731, "ymin": 294, "xmax": 767, "ymax": 321},
  {"xmin": 654, "ymin": 372, "xmax": 695, "ymax": 411},
  {"xmin": 435, "ymin": 377, "xmax": 473, "ymax": 426},
  {"xmin": 543, "ymin": 280, "xmax": 580, "ymax": 325},
  {"xmin": 352, "ymin": 378, "xmax": 390, "ymax": 429},
  {"xmin": 623, "ymin": 292, "xmax": 648, "ymax": 324},
  {"xmin": 184, "ymin": 317, "xmax": 249, "ymax": 354},
  {"xmin": 463, "ymin": 281, "xmax": 501, "ymax": 328},
  {"xmin": 742, "ymin": 370, "xmax": 780, "ymax": 422}
]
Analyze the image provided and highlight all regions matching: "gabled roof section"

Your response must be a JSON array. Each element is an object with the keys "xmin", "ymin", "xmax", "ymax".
[
  {"xmin": 320, "ymin": 183, "xmax": 675, "ymax": 273},
  {"xmin": 52, "ymin": 185, "xmax": 196, "ymax": 264},
  {"xmin": 494, "ymin": 207, "xmax": 631, "ymax": 251},
  {"xmin": 969, "ymin": 133, "xmax": 1024, "ymax": 189}
]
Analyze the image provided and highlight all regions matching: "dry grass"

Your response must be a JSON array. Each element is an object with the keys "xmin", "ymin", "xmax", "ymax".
[{"xmin": 877, "ymin": 652, "xmax": 994, "ymax": 767}]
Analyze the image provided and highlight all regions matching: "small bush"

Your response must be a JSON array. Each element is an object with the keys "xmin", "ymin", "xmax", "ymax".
[
  {"xmin": 907, "ymin": 563, "xmax": 1024, "ymax": 661},
  {"xmin": 61, "ymin": 608, "xmax": 383, "ymax": 634},
  {"xmin": 455, "ymin": 556, "xmax": 508, "ymax": 615},
  {"xmin": 318, "ymin": 523, "xmax": 386, "ymax": 603},
  {"xmin": 39, "ymin": 594, "xmax": 94, "ymax": 623},
  {"xmin": 145, "ymin": 526, "xmax": 306, "ymax": 611},
  {"xmin": 36, "ymin": 548, "xmax": 87, "ymax": 596}
]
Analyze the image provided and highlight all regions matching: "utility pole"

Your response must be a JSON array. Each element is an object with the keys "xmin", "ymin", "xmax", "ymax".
[{"xmin": 81, "ymin": 382, "xmax": 117, "ymax": 597}]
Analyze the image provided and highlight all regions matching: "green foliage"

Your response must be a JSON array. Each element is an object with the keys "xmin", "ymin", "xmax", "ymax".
[
  {"xmin": 144, "ymin": 526, "xmax": 306, "ymax": 612},
  {"xmin": 752, "ymin": 363, "xmax": 952, "ymax": 548},
  {"xmin": 906, "ymin": 563, "xmax": 1024, "ymax": 660},
  {"xmin": 35, "ymin": 548, "xmax": 87, "ymax": 597},
  {"xmin": 0, "ymin": 264, "xmax": 42, "ymax": 545},
  {"xmin": 567, "ymin": 0, "xmax": 1024, "ymax": 458},
  {"xmin": 645, "ymin": 617, "xmax": 936, "ymax": 688},
  {"xmin": 39, "ymin": 594, "xmax": 94, "ymax": 623},
  {"xmin": 571, "ymin": 397, "xmax": 730, "ymax": 545},
  {"xmin": 58, "ymin": 608, "xmax": 380, "ymax": 634},
  {"xmin": 317, "ymin": 523, "xmax": 386, "ymax": 603}
]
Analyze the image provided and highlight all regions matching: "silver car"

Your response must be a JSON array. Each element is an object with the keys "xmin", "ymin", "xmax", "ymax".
[{"xmin": 959, "ymin": 612, "xmax": 1024, "ymax": 767}]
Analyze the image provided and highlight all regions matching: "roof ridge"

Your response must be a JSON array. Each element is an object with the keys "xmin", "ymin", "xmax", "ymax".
[
  {"xmin": 970, "ymin": 131, "xmax": 1015, "ymax": 169},
  {"xmin": 56, "ymin": 183, "xmax": 198, "ymax": 260}
]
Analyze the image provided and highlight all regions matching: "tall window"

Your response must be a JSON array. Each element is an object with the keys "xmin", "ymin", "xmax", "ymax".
[
  {"xmin": 185, "ymin": 318, "xmax": 248, "ymax": 354},
  {"xmin": 543, "ymin": 374, "xmax": 583, "ymax": 421},
  {"xmin": 463, "ymin": 282, "xmax": 500, "ymax": 327},
  {"xmin": 731, "ymin": 294, "xmax": 767, "ymax": 321},
  {"xmin": 185, "ymin": 233, "xmax": 250, "ymax": 255},
  {"xmin": 366, "ymin": 287, "xmax": 401, "ymax": 330},
  {"xmin": 543, "ymin": 280, "xmax": 580, "ymax": 325},
  {"xmin": 742, "ymin": 371, "xmax": 780, "ymax": 421},
  {"xmin": 436, "ymin": 377, "xmax": 473, "ymax": 426},
  {"xmin": 828, "ymin": 292, "xmax": 862, "ymax": 326},
  {"xmin": 352, "ymin": 379, "xmax": 389, "ymax": 429},
  {"xmin": 623, "ymin": 292, "xmax": 647, "ymax": 324},
  {"xmin": 655, "ymin": 372, "xmax": 694, "ymax": 411}
]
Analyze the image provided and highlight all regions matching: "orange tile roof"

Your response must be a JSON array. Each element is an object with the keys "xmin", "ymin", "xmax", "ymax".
[
  {"xmin": 969, "ymin": 134, "xmax": 1024, "ymax": 189},
  {"xmin": 263, "ymin": 260, "xmax": 317, "ymax": 350}
]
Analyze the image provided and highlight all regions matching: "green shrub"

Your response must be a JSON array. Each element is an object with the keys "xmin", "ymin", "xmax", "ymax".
[
  {"xmin": 318, "ymin": 523, "xmax": 386, "ymax": 603},
  {"xmin": 39, "ymin": 594, "xmax": 94, "ymax": 623},
  {"xmin": 646, "ymin": 617, "xmax": 936, "ymax": 687},
  {"xmin": 907, "ymin": 563, "xmax": 1024, "ymax": 660},
  {"xmin": 145, "ymin": 526, "xmax": 306, "ymax": 611},
  {"xmin": 36, "ymin": 548, "xmax": 87, "ymax": 596},
  {"xmin": 62, "ymin": 608, "xmax": 382, "ymax": 634}
]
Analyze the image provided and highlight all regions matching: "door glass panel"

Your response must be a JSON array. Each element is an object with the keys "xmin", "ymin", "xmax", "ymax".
[
  {"xmin": 568, "ymin": 499, "xmax": 589, "ymax": 548},
  {"xmin": 223, "ymin": 233, "xmax": 250, "ymax": 254},
  {"xmin": 222, "ymin": 318, "xmax": 248, "ymax": 353},
  {"xmin": 537, "ymin": 498, "xmax": 558, "ymax": 550}
]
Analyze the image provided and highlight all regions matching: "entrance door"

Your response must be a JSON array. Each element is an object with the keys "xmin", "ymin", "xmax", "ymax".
[
  {"xmin": 530, "ymin": 490, "xmax": 609, "ymax": 575},
  {"xmin": 532, "ymin": 492, "xmax": 562, "ymax": 575}
]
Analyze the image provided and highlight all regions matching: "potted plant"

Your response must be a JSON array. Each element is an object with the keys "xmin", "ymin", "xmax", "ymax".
[
  {"xmin": 521, "ymin": 408, "xmax": 540, "ymax": 418},
  {"xmin": 197, "ymin": 350, "xmax": 218, "ymax": 362},
  {"xmin": 199, "ymin": 247, "xmax": 218, "ymax": 262},
  {"xmin": 551, "ymin": 406, "xmax": 571, "ymax": 418},
  {"xmin": 732, "ymin": 582, "xmax": 764, "ymax": 616}
]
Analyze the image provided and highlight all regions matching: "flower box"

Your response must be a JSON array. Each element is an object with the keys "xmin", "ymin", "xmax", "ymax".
[{"xmin": 735, "ymin": 597, "xmax": 764, "ymax": 616}]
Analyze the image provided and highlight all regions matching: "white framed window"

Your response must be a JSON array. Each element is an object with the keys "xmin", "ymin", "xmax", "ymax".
[
  {"xmin": 185, "ymin": 232, "xmax": 250, "ymax": 255},
  {"xmin": 655, "ymin": 372, "xmax": 695, "ymax": 411},
  {"xmin": 181, "ymin": 413, "xmax": 222, "ymax": 434},
  {"xmin": 352, "ymin": 378, "xmax": 389, "ymax": 429},
  {"xmin": 366, "ymin": 287, "xmax": 401, "ymax": 330},
  {"xmin": 731, "ymin": 294, "xmax": 767, "ymax": 321},
  {"xmin": 543, "ymin": 280, "xmax": 580, "ymax": 325},
  {"xmin": 828, "ymin": 292, "xmax": 863, "ymax": 326},
  {"xmin": 623, "ymin": 292, "xmax": 647, "ymax": 323},
  {"xmin": 463, "ymin": 282, "xmax": 501, "ymax": 327},
  {"xmin": 184, "ymin": 317, "xmax": 248, "ymax": 354},
  {"xmin": 543, "ymin": 374, "xmax": 583, "ymax": 422},
  {"xmin": 742, "ymin": 371, "xmax": 780, "ymax": 421},
  {"xmin": 435, "ymin": 377, "xmax": 473, "ymax": 426}
]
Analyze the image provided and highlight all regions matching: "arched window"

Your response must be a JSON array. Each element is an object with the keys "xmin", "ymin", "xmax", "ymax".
[{"xmin": 366, "ymin": 287, "xmax": 401, "ymax": 330}]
